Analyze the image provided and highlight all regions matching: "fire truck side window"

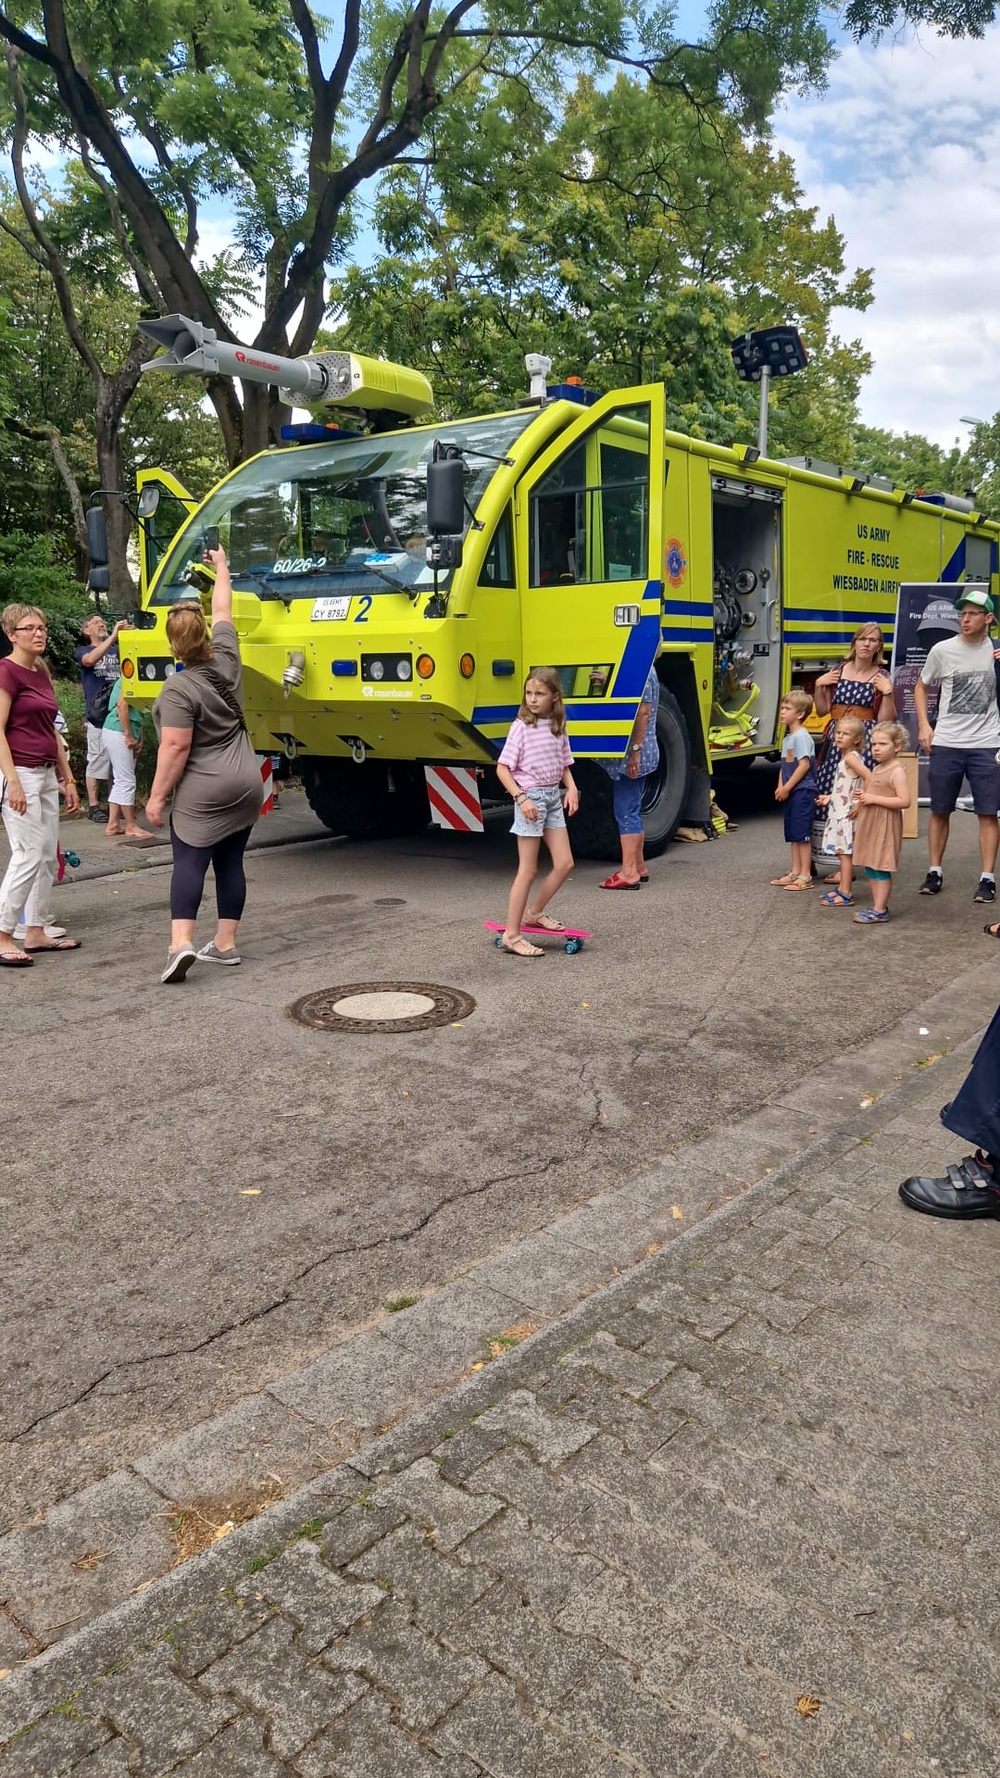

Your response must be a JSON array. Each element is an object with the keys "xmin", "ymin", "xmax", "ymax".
[
  {"xmin": 479, "ymin": 506, "xmax": 515, "ymax": 588},
  {"xmin": 529, "ymin": 405, "xmax": 650, "ymax": 586}
]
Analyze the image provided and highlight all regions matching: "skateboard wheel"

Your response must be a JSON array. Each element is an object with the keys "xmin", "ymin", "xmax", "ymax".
[
  {"xmin": 565, "ymin": 939, "xmax": 581, "ymax": 953},
  {"xmin": 494, "ymin": 934, "xmax": 503, "ymax": 948}
]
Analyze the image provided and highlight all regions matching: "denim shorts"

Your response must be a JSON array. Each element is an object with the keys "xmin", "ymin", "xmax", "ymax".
[
  {"xmin": 511, "ymin": 784, "xmax": 566, "ymax": 836},
  {"xmin": 782, "ymin": 783, "xmax": 816, "ymax": 844},
  {"xmin": 612, "ymin": 772, "xmax": 644, "ymax": 836},
  {"xmin": 928, "ymin": 745, "xmax": 1000, "ymax": 817}
]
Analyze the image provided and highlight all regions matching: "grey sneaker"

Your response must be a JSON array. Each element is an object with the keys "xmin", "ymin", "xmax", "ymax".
[
  {"xmin": 196, "ymin": 941, "xmax": 241, "ymax": 966},
  {"xmin": 14, "ymin": 922, "xmax": 66, "ymax": 941},
  {"xmin": 161, "ymin": 945, "xmax": 197, "ymax": 984}
]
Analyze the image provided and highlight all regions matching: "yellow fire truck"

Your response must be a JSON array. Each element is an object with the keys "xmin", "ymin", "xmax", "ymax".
[{"xmin": 99, "ymin": 316, "xmax": 1000, "ymax": 857}]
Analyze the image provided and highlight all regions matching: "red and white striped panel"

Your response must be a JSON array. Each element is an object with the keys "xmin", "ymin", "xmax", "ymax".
[
  {"xmin": 424, "ymin": 765, "xmax": 484, "ymax": 832},
  {"xmin": 258, "ymin": 755, "xmax": 275, "ymax": 816}
]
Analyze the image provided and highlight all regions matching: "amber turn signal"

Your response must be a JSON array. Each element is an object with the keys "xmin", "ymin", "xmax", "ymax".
[
  {"xmin": 459, "ymin": 653, "xmax": 475, "ymax": 678},
  {"xmin": 416, "ymin": 654, "xmax": 435, "ymax": 679},
  {"xmin": 122, "ymin": 658, "xmax": 134, "ymax": 678}
]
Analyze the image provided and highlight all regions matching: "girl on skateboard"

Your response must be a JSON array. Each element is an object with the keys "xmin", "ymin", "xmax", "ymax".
[{"xmin": 495, "ymin": 669, "xmax": 579, "ymax": 956}]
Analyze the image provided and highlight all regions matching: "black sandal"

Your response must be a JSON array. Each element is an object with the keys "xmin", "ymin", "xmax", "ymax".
[{"xmin": 985, "ymin": 922, "xmax": 1000, "ymax": 939}]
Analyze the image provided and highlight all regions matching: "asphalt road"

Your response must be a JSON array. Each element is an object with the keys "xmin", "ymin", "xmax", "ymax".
[{"xmin": 3, "ymin": 767, "xmax": 996, "ymax": 1530}]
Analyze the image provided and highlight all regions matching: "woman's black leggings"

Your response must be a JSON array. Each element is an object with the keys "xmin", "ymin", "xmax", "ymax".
[{"xmin": 169, "ymin": 825, "xmax": 253, "ymax": 921}]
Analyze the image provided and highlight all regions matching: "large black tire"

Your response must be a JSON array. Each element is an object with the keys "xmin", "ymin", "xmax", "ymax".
[
  {"xmin": 301, "ymin": 758, "xmax": 430, "ymax": 839},
  {"xmin": 570, "ymin": 688, "xmax": 692, "ymax": 862}
]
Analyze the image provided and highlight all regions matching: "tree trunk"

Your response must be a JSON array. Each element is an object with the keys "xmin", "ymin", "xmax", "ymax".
[{"xmin": 94, "ymin": 388, "xmax": 136, "ymax": 609}]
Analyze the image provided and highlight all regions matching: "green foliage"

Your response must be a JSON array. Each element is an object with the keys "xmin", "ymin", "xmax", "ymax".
[
  {"xmin": 0, "ymin": 186, "xmax": 224, "ymax": 552},
  {"xmin": 961, "ymin": 415, "xmax": 1000, "ymax": 520},
  {"xmin": 0, "ymin": 0, "xmax": 837, "ymax": 465},
  {"xmin": 0, "ymin": 533, "xmax": 89, "ymax": 674},
  {"xmin": 844, "ymin": 0, "xmax": 994, "ymax": 40},
  {"xmin": 850, "ymin": 425, "xmax": 971, "ymax": 495},
  {"xmin": 331, "ymin": 71, "xmax": 872, "ymax": 462}
]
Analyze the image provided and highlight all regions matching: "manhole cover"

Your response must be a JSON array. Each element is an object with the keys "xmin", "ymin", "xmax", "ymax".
[
  {"xmin": 373, "ymin": 897, "xmax": 407, "ymax": 906},
  {"xmin": 288, "ymin": 981, "xmax": 476, "ymax": 1034}
]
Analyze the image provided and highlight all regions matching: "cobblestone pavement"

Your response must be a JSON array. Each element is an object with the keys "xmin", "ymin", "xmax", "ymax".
[{"xmin": 3, "ymin": 1031, "xmax": 999, "ymax": 1775}]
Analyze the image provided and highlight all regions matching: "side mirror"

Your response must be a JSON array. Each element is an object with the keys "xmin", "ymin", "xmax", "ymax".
[
  {"xmin": 86, "ymin": 505, "xmax": 109, "ymax": 568},
  {"xmin": 137, "ymin": 486, "xmax": 160, "ymax": 518},
  {"xmin": 427, "ymin": 454, "xmax": 465, "ymax": 536},
  {"xmin": 123, "ymin": 607, "xmax": 158, "ymax": 630},
  {"xmin": 87, "ymin": 566, "xmax": 111, "ymax": 593}
]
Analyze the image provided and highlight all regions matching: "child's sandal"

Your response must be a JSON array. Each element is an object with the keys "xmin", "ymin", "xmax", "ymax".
[
  {"xmin": 781, "ymin": 877, "xmax": 813, "ymax": 890},
  {"xmin": 820, "ymin": 890, "xmax": 854, "ymax": 906}
]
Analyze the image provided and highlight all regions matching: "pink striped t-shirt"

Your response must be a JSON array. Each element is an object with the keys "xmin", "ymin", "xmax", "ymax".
[{"xmin": 498, "ymin": 717, "xmax": 574, "ymax": 790}]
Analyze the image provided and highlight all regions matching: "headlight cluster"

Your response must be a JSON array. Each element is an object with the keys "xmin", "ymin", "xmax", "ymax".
[{"xmin": 362, "ymin": 654, "xmax": 413, "ymax": 682}]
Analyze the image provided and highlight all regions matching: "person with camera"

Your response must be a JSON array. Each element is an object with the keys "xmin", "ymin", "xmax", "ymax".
[{"xmin": 145, "ymin": 546, "xmax": 262, "ymax": 983}]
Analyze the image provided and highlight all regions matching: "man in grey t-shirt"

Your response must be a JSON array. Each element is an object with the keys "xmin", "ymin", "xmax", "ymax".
[{"xmin": 914, "ymin": 586, "xmax": 1000, "ymax": 904}]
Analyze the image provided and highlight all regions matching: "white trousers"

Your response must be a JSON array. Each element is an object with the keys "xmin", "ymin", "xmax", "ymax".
[
  {"xmin": 1, "ymin": 764, "xmax": 59, "ymax": 934},
  {"xmin": 105, "ymin": 728, "xmax": 137, "ymax": 807}
]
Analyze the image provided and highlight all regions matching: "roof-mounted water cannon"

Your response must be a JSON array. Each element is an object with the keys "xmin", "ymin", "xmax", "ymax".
[{"xmin": 139, "ymin": 314, "xmax": 433, "ymax": 418}]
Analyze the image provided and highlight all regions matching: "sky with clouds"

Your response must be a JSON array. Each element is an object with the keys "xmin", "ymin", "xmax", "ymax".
[{"xmin": 774, "ymin": 23, "xmax": 1000, "ymax": 447}]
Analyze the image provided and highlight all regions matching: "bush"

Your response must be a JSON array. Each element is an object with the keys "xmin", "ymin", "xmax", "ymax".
[{"xmin": 0, "ymin": 533, "xmax": 91, "ymax": 677}]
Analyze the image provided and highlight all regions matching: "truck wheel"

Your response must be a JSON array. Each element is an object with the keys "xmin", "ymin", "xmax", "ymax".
[
  {"xmin": 566, "ymin": 764, "xmax": 619, "ymax": 861},
  {"xmin": 301, "ymin": 759, "xmax": 430, "ymax": 839},
  {"xmin": 570, "ymin": 689, "xmax": 692, "ymax": 861}
]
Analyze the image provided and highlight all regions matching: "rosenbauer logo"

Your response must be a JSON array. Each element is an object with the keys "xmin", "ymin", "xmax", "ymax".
[{"xmin": 235, "ymin": 349, "xmax": 282, "ymax": 373}]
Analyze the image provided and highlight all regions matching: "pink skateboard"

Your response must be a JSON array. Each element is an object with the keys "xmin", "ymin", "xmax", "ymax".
[{"xmin": 484, "ymin": 920, "xmax": 591, "ymax": 954}]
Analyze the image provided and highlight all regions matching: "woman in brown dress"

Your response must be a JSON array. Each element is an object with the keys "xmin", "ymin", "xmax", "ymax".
[
  {"xmin": 146, "ymin": 547, "xmax": 262, "ymax": 982},
  {"xmin": 851, "ymin": 720, "xmax": 911, "ymax": 926}
]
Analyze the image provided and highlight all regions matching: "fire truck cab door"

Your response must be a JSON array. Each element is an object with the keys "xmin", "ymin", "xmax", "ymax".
[
  {"xmin": 135, "ymin": 469, "xmax": 199, "ymax": 603},
  {"xmin": 515, "ymin": 388, "xmax": 665, "ymax": 760}
]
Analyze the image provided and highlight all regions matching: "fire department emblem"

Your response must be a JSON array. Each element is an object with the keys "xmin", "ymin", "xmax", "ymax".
[{"xmin": 665, "ymin": 538, "xmax": 687, "ymax": 587}]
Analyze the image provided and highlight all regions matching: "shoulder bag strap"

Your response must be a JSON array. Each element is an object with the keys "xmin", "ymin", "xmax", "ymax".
[{"xmin": 198, "ymin": 661, "xmax": 249, "ymax": 736}]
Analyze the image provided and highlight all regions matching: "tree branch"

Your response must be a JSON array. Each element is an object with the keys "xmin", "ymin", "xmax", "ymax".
[
  {"xmin": 3, "ymin": 415, "xmax": 87, "ymax": 547},
  {"xmin": 5, "ymin": 43, "xmax": 101, "ymax": 384}
]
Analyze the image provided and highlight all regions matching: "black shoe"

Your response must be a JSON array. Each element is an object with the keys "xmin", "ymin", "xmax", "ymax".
[
  {"xmin": 918, "ymin": 871, "xmax": 943, "ymax": 895},
  {"xmin": 974, "ymin": 876, "xmax": 996, "ymax": 903},
  {"xmin": 87, "ymin": 805, "xmax": 107, "ymax": 822},
  {"xmin": 899, "ymin": 1153, "xmax": 1000, "ymax": 1218}
]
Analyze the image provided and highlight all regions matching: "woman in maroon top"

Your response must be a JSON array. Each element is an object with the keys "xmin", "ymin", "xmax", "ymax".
[{"xmin": 0, "ymin": 603, "xmax": 81, "ymax": 965}]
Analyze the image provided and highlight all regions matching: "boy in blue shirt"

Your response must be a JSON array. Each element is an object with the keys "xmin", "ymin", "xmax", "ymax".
[{"xmin": 771, "ymin": 688, "xmax": 817, "ymax": 890}]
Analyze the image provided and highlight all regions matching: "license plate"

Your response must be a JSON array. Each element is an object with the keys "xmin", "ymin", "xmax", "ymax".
[{"xmin": 311, "ymin": 596, "xmax": 350, "ymax": 621}]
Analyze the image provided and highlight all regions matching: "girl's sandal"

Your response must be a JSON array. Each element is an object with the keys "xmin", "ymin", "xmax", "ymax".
[
  {"xmin": 770, "ymin": 872, "xmax": 797, "ymax": 886},
  {"xmin": 525, "ymin": 912, "xmax": 565, "ymax": 931},
  {"xmin": 500, "ymin": 936, "xmax": 544, "ymax": 958},
  {"xmin": 820, "ymin": 890, "xmax": 855, "ymax": 907},
  {"xmin": 781, "ymin": 877, "xmax": 813, "ymax": 890}
]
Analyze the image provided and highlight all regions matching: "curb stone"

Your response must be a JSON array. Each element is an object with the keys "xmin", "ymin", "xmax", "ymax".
[{"xmin": 0, "ymin": 998, "xmax": 990, "ymax": 1742}]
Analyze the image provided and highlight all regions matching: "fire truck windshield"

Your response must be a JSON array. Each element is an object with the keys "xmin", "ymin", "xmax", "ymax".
[{"xmin": 149, "ymin": 413, "xmax": 533, "ymax": 605}]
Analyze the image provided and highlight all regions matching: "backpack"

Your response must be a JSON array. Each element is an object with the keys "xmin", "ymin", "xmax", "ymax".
[{"xmin": 86, "ymin": 680, "xmax": 113, "ymax": 729}]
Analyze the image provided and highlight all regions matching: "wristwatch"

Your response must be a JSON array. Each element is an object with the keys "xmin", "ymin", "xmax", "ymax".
[{"xmin": 630, "ymin": 743, "xmax": 641, "ymax": 753}]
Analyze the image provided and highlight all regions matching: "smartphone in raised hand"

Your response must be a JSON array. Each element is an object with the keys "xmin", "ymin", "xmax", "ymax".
[{"xmin": 204, "ymin": 526, "xmax": 220, "ymax": 554}]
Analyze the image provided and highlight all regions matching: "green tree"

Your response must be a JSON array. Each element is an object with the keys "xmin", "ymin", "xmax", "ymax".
[
  {"xmin": 0, "ymin": 0, "xmax": 835, "ymax": 472},
  {"xmin": 0, "ymin": 182, "xmax": 226, "ymax": 595},
  {"xmin": 845, "ymin": 0, "xmax": 994, "ymax": 39},
  {"xmin": 961, "ymin": 416, "xmax": 1000, "ymax": 520},
  {"xmin": 331, "ymin": 72, "xmax": 872, "ymax": 461},
  {"xmin": 0, "ymin": 531, "xmax": 88, "ymax": 673},
  {"xmin": 849, "ymin": 424, "xmax": 971, "ymax": 494}
]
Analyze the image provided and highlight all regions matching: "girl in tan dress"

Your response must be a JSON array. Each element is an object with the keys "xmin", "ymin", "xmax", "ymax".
[{"xmin": 851, "ymin": 721, "xmax": 911, "ymax": 925}]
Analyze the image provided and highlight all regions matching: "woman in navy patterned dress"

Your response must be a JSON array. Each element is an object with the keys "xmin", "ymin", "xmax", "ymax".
[{"xmin": 814, "ymin": 623, "xmax": 896, "ymax": 800}]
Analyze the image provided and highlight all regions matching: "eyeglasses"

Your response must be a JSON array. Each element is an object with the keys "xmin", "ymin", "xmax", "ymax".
[{"xmin": 14, "ymin": 624, "xmax": 47, "ymax": 634}]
